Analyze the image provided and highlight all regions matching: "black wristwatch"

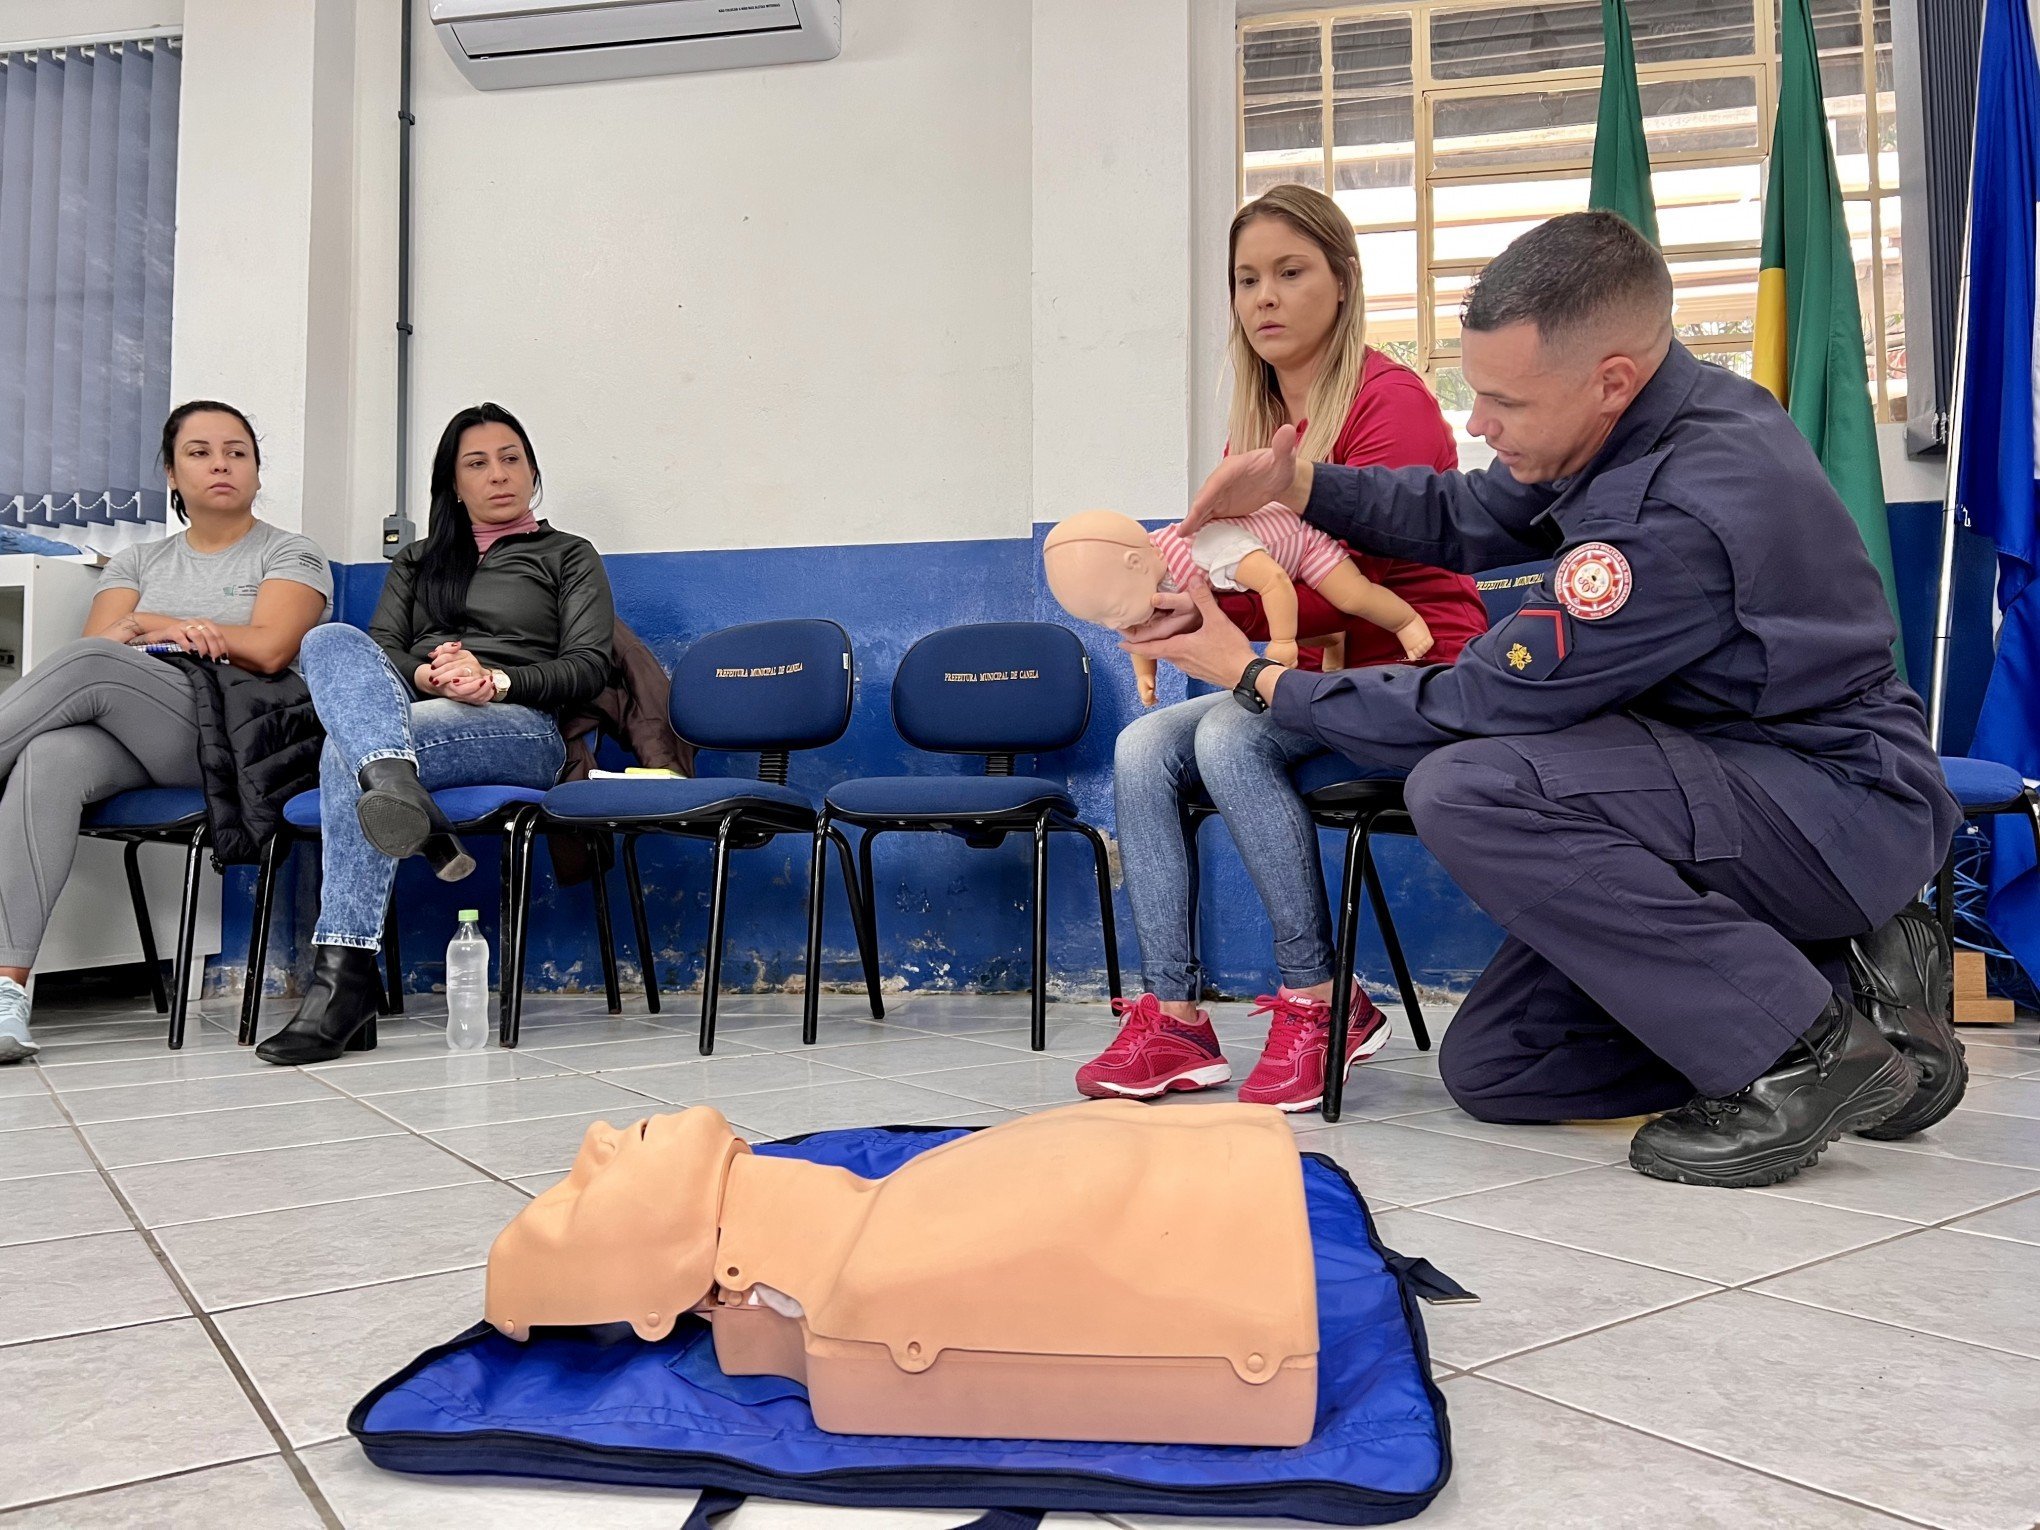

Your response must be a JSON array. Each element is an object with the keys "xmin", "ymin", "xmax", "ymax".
[{"xmin": 1233, "ymin": 657, "xmax": 1281, "ymax": 714}]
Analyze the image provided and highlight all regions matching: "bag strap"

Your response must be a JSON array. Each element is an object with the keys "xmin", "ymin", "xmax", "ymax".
[
  {"xmin": 684, "ymin": 1489, "xmax": 1044, "ymax": 1529},
  {"xmin": 1385, "ymin": 1251, "xmax": 1481, "ymax": 1305}
]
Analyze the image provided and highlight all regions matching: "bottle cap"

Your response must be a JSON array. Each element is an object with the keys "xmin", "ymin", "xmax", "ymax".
[{"xmin": 459, "ymin": 909, "xmax": 480, "ymax": 922}]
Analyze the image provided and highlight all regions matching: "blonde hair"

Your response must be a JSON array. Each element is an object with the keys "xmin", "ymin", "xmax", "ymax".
[{"xmin": 1225, "ymin": 184, "xmax": 1369, "ymax": 464}]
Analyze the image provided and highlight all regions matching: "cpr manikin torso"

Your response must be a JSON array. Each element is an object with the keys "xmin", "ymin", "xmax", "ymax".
[{"xmin": 485, "ymin": 1100, "xmax": 1318, "ymax": 1447}]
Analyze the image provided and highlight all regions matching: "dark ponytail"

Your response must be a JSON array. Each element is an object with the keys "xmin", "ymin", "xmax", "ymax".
[
  {"xmin": 158, "ymin": 400, "xmax": 262, "ymax": 524},
  {"xmin": 416, "ymin": 402, "xmax": 543, "ymax": 630}
]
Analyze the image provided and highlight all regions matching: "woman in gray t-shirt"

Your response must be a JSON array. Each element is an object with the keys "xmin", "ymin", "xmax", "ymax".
[{"xmin": 0, "ymin": 401, "xmax": 333, "ymax": 1062}]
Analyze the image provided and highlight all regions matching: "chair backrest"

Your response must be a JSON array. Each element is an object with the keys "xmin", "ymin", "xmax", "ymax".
[
  {"xmin": 670, "ymin": 621, "xmax": 853, "ymax": 765},
  {"xmin": 892, "ymin": 622, "xmax": 1091, "ymax": 762}
]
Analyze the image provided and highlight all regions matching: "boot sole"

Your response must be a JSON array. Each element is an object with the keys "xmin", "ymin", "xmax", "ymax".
[
  {"xmin": 1628, "ymin": 1055, "xmax": 1919, "ymax": 1189},
  {"xmin": 1855, "ymin": 1031, "xmax": 1967, "ymax": 1140},
  {"xmin": 357, "ymin": 788, "xmax": 433, "ymax": 859}
]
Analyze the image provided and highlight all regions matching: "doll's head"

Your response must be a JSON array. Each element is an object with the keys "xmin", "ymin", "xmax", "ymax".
[{"xmin": 1043, "ymin": 511, "xmax": 1169, "ymax": 633}]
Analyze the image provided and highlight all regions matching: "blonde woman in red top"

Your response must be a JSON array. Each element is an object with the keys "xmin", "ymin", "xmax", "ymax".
[{"xmin": 1077, "ymin": 184, "xmax": 1486, "ymax": 1114}]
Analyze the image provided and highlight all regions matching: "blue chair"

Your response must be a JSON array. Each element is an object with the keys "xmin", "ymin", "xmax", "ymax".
[
  {"xmin": 242, "ymin": 783, "xmax": 588, "ymax": 1048},
  {"xmin": 532, "ymin": 619, "xmax": 882, "ymax": 1054},
  {"xmin": 808, "ymin": 622, "xmax": 1120, "ymax": 1051},
  {"xmin": 1934, "ymin": 755, "xmax": 2040, "ymax": 944},
  {"xmin": 81, "ymin": 788, "xmax": 215, "ymax": 1049}
]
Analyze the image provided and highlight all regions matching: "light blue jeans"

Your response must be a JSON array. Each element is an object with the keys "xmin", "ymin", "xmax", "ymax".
[
  {"xmin": 1114, "ymin": 692, "xmax": 1369, "ymax": 1001},
  {"xmin": 299, "ymin": 623, "xmax": 565, "ymax": 948}
]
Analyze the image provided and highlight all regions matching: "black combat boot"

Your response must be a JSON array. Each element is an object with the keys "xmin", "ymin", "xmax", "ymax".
[
  {"xmin": 1849, "ymin": 900, "xmax": 1965, "ymax": 1139},
  {"xmin": 1627, "ymin": 995, "xmax": 1918, "ymax": 1187},
  {"xmin": 356, "ymin": 758, "xmax": 474, "ymax": 881},
  {"xmin": 255, "ymin": 945, "xmax": 382, "ymax": 1065}
]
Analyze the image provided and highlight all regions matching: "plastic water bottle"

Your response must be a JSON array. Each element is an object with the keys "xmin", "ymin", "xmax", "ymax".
[{"xmin": 446, "ymin": 909, "xmax": 490, "ymax": 1052}]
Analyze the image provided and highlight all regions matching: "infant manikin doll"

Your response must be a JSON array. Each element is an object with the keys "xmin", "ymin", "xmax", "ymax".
[{"xmin": 1043, "ymin": 509, "xmax": 1433, "ymax": 704}]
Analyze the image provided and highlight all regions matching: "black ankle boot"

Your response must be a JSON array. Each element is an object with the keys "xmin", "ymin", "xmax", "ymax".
[
  {"xmin": 356, "ymin": 759, "xmax": 475, "ymax": 882},
  {"xmin": 256, "ymin": 945, "xmax": 383, "ymax": 1065},
  {"xmin": 1627, "ymin": 996, "xmax": 1918, "ymax": 1188},
  {"xmin": 1849, "ymin": 900, "xmax": 1965, "ymax": 1139}
]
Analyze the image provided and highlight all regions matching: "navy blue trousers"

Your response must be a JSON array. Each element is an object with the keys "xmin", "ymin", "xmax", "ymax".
[{"xmin": 1404, "ymin": 715, "xmax": 1875, "ymax": 1121}]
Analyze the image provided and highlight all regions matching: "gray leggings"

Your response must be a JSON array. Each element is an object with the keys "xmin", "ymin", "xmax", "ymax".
[{"xmin": 0, "ymin": 638, "xmax": 203, "ymax": 968}]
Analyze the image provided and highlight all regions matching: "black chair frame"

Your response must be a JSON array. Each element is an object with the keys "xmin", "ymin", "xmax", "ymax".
[
  {"xmin": 525, "ymin": 751, "xmax": 884, "ymax": 1055},
  {"xmin": 811, "ymin": 749, "xmax": 1123, "ymax": 1053},
  {"xmin": 239, "ymin": 799, "xmax": 595, "ymax": 1049},
  {"xmin": 81, "ymin": 813, "xmax": 213, "ymax": 1050},
  {"xmin": 1185, "ymin": 777, "xmax": 1431, "ymax": 1123},
  {"xmin": 1934, "ymin": 784, "xmax": 2040, "ymax": 947}
]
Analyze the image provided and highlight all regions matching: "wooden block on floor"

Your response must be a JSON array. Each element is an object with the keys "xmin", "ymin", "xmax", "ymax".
[{"xmin": 1954, "ymin": 950, "xmax": 2018, "ymax": 1025}]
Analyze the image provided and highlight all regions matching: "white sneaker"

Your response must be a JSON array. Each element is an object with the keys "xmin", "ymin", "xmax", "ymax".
[{"xmin": 0, "ymin": 976, "xmax": 37, "ymax": 1063}]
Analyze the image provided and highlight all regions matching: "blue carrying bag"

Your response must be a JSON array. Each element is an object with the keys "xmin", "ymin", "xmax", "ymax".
[{"xmin": 349, "ymin": 1124, "xmax": 1454, "ymax": 1525}]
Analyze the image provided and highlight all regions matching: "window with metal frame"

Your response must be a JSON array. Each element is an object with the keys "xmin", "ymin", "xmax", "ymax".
[{"xmin": 1239, "ymin": 0, "xmax": 1901, "ymax": 433}]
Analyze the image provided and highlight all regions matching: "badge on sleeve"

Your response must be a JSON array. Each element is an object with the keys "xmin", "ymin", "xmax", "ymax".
[
  {"xmin": 1496, "ymin": 605, "xmax": 1570, "ymax": 680},
  {"xmin": 1554, "ymin": 542, "xmax": 1633, "ymax": 620}
]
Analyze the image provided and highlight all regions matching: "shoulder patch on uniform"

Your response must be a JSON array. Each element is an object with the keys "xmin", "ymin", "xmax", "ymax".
[
  {"xmin": 1496, "ymin": 605, "xmax": 1570, "ymax": 679},
  {"xmin": 1554, "ymin": 542, "xmax": 1632, "ymax": 621}
]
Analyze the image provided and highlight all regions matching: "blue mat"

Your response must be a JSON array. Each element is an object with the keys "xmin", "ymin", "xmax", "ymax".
[{"xmin": 351, "ymin": 1124, "xmax": 1452, "ymax": 1525}]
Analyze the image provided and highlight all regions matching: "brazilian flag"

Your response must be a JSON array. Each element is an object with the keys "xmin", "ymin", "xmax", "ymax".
[
  {"xmin": 1589, "ymin": 0, "xmax": 1659, "ymax": 245},
  {"xmin": 1754, "ymin": 0, "xmax": 1902, "ymax": 650}
]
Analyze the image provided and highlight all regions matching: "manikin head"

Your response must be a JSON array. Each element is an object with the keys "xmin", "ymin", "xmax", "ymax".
[
  {"xmin": 1459, "ymin": 211, "xmax": 1674, "ymax": 484},
  {"xmin": 1042, "ymin": 510, "xmax": 1169, "ymax": 633},
  {"xmin": 485, "ymin": 1106, "xmax": 749, "ymax": 1342}
]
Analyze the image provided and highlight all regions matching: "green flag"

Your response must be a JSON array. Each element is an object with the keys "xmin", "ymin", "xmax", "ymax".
[
  {"xmin": 1589, "ymin": 0, "xmax": 1659, "ymax": 245},
  {"xmin": 1754, "ymin": 0, "xmax": 1902, "ymax": 658}
]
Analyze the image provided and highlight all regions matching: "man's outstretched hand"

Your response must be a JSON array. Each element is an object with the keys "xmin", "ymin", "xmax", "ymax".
[
  {"xmin": 1181, "ymin": 420, "xmax": 1310, "ymax": 536},
  {"xmin": 1122, "ymin": 577, "xmax": 1262, "ymax": 693}
]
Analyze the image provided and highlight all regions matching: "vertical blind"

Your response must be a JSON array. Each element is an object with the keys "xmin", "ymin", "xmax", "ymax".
[{"xmin": 0, "ymin": 35, "xmax": 180, "ymax": 545}]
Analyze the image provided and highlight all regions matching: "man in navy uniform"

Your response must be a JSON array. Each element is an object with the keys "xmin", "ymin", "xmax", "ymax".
[{"xmin": 1138, "ymin": 211, "xmax": 1963, "ymax": 1188}]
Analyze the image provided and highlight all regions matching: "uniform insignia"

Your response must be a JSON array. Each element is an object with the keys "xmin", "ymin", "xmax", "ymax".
[
  {"xmin": 1554, "ymin": 542, "xmax": 1633, "ymax": 620},
  {"xmin": 1496, "ymin": 606, "xmax": 1569, "ymax": 680}
]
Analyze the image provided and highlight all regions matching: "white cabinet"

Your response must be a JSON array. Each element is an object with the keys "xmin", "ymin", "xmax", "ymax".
[{"xmin": 0, "ymin": 556, "xmax": 221, "ymax": 993}]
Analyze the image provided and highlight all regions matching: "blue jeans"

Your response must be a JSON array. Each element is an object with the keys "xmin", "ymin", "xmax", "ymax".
[
  {"xmin": 1113, "ymin": 693, "xmax": 1348, "ymax": 1001},
  {"xmin": 300, "ymin": 623, "xmax": 566, "ymax": 948}
]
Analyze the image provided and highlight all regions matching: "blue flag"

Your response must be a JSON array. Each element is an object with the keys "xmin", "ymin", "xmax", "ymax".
[{"xmin": 1956, "ymin": 0, "xmax": 2040, "ymax": 986}]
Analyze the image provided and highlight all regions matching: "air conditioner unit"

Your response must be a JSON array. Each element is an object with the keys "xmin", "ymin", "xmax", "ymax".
[{"xmin": 429, "ymin": 0, "xmax": 842, "ymax": 91}]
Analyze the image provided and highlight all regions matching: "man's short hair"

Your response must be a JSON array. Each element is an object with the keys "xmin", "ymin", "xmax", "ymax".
[{"xmin": 1461, "ymin": 211, "xmax": 1673, "ymax": 356}]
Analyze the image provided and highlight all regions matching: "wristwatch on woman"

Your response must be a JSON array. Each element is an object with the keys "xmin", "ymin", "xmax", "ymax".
[
  {"xmin": 1233, "ymin": 657, "xmax": 1280, "ymax": 714},
  {"xmin": 489, "ymin": 668, "xmax": 511, "ymax": 702}
]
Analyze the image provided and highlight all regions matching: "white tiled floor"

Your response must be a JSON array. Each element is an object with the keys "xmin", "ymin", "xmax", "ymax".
[{"xmin": 5, "ymin": 986, "xmax": 2040, "ymax": 1529}]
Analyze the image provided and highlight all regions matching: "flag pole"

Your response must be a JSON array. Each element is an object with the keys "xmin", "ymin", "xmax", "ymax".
[{"xmin": 1927, "ymin": 38, "xmax": 1987, "ymax": 751}]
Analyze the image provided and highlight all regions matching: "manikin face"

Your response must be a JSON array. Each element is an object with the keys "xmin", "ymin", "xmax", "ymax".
[
  {"xmin": 1461, "ymin": 321, "xmax": 1639, "ymax": 485},
  {"xmin": 1231, "ymin": 216, "xmax": 1347, "ymax": 376},
  {"xmin": 485, "ymin": 1106, "xmax": 746, "ymax": 1341},
  {"xmin": 166, "ymin": 411, "xmax": 259, "ymax": 517},
  {"xmin": 455, "ymin": 422, "xmax": 537, "ymax": 526}
]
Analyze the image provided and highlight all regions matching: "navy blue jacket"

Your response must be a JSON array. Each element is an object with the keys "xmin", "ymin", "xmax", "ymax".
[{"xmin": 1269, "ymin": 342, "xmax": 1959, "ymax": 919}]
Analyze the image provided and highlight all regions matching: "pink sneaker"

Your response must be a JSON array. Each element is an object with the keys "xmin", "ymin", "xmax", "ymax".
[
  {"xmin": 1238, "ymin": 987, "xmax": 1393, "ymax": 1112},
  {"xmin": 1075, "ymin": 994, "xmax": 1233, "ymax": 1099}
]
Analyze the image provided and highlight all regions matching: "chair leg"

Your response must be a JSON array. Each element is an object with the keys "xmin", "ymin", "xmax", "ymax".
[
  {"xmin": 802, "ymin": 816, "xmax": 830, "ymax": 1045},
  {"xmin": 589, "ymin": 834, "xmax": 622, "ymax": 1015},
  {"xmin": 124, "ymin": 840, "xmax": 170, "ymax": 1016},
  {"xmin": 502, "ymin": 811, "xmax": 541, "ymax": 1049},
  {"xmin": 2025, "ymin": 793, "xmax": 2040, "ymax": 868},
  {"xmin": 381, "ymin": 896, "xmax": 405, "ymax": 1016},
  {"xmin": 1323, "ymin": 822, "xmax": 1369, "ymax": 1123},
  {"xmin": 1066, "ymin": 820, "xmax": 1122, "ymax": 1001},
  {"xmin": 239, "ymin": 833, "xmax": 288, "ymax": 1045},
  {"xmin": 1030, "ymin": 812, "xmax": 1050, "ymax": 1052},
  {"xmin": 857, "ymin": 824, "xmax": 882, "ymax": 961},
  {"xmin": 622, "ymin": 833, "xmax": 660, "ymax": 1014},
  {"xmin": 832, "ymin": 825, "xmax": 884, "ymax": 1020},
  {"xmin": 1935, "ymin": 844, "xmax": 1958, "ymax": 945},
  {"xmin": 699, "ymin": 815, "xmax": 738, "ymax": 1056},
  {"xmin": 167, "ymin": 829, "xmax": 207, "ymax": 1051},
  {"xmin": 1360, "ymin": 821, "xmax": 1429, "ymax": 1051}
]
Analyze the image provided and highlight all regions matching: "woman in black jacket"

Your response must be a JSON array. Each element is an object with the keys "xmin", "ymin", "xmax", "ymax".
[{"xmin": 258, "ymin": 403, "xmax": 614, "ymax": 1064}]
